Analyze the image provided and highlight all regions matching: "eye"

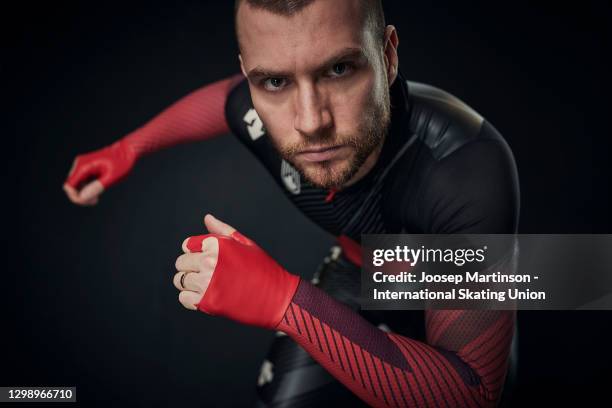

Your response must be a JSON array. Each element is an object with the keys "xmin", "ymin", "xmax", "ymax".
[
  {"xmin": 263, "ymin": 77, "xmax": 287, "ymax": 92},
  {"xmin": 332, "ymin": 63, "xmax": 347, "ymax": 75},
  {"xmin": 328, "ymin": 62, "xmax": 352, "ymax": 77}
]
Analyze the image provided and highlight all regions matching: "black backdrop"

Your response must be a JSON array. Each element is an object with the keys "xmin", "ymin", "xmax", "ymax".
[{"xmin": 3, "ymin": 1, "xmax": 611, "ymax": 406}]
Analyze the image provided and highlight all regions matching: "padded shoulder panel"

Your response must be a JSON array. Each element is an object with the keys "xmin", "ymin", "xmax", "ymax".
[{"xmin": 406, "ymin": 81, "xmax": 487, "ymax": 160}]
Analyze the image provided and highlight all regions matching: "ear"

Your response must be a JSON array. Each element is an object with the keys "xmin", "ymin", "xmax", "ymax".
[
  {"xmin": 382, "ymin": 25, "xmax": 399, "ymax": 86},
  {"xmin": 239, "ymin": 54, "xmax": 247, "ymax": 77}
]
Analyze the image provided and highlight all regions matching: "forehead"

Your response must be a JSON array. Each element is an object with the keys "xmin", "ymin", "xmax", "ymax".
[{"xmin": 237, "ymin": 0, "xmax": 368, "ymax": 71}]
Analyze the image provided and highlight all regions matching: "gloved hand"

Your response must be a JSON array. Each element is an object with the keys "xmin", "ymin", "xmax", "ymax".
[
  {"xmin": 63, "ymin": 139, "xmax": 136, "ymax": 206},
  {"xmin": 174, "ymin": 214, "xmax": 301, "ymax": 329}
]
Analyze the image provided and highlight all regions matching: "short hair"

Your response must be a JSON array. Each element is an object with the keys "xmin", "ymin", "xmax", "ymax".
[{"xmin": 234, "ymin": 0, "xmax": 386, "ymax": 46}]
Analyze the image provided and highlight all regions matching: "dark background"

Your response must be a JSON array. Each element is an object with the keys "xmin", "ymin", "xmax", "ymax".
[{"xmin": 3, "ymin": 0, "xmax": 611, "ymax": 406}]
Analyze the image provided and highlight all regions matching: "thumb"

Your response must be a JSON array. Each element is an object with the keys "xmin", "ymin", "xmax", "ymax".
[{"xmin": 204, "ymin": 214, "xmax": 236, "ymax": 237}]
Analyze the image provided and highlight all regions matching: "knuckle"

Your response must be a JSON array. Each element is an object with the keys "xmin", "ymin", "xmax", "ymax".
[
  {"xmin": 178, "ymin": 291, "xmax": 188, "ymax": 305},
  {"xmin": 172, "ymin": 272, "xmax": 181, "ymax": 288},
  {"xmin": 181, "ymin": 238, "xmax": 192, "ymax": 253},
  {"xmin": 207, "ymin": 256, "xmax": 218, "ymax": 270},
  {"xmin": 202, "ymin": 236, "xmax": 218, "ymax": 252},
  {"xmin": 195, "ymin": 273, "xmax": 211, "ymax": 293},
  {"xmin": 199, "ymin": 254, "xmax": 217, "ymax": 271},
  {"xmin": 190, "ymin": 274, "xmax": 204, "ymax": 292},
  {"xmin": 174, "ymin": 255, "xmax": 185, "ymax": 270}
]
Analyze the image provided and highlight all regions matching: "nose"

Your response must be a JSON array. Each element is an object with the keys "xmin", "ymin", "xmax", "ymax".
[{"xmin": 293, "ymin": 82, "xmax": 333, "ymax": 137}]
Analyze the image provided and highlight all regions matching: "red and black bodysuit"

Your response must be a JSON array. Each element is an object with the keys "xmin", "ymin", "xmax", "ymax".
[
  {"xmin": 65, "ymin": 70, "xmax": 520, "ymax": 407},
  {"xmin": 224, "ymin": 73, "xmax": 520, "ymax": 407}
]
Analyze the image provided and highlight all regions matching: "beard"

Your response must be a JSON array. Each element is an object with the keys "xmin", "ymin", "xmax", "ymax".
[{"xmin": 271, "ymin": 86, "xmax": 392, "ymax": 190}]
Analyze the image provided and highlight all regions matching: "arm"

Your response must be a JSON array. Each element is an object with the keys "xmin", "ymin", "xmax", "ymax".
[
  {"xmin": 277, "ymin": 280, "xmax": 514, "ymax": 408},
  {"xmin": 178, "ymin": 226, "xmax": 514, "ymax": 407},
  {"xmin": 175, "ymin": 126, "xmax": 519, "ymax": 407},
  {"xmin": 121, "ymin": 74, "xmax": 244, "ymax": 157},
  {"xmin": 63, "ymin": 74, "xmax": 244, "ymax": 205}
]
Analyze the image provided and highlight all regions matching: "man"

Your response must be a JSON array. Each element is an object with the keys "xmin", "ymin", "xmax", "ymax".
[{"xmin": 64, "ymin": 1, "xmax": 519, "ymax": 406}]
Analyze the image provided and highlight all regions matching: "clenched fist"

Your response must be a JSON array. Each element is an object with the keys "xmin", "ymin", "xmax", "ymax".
[
  {"xmin": 173, "ymin": 214, "xmax": 301, "ymax": 329},
  {"xmin": 63, "ymin": 140, "xmax": 136, "ymax": 206}
]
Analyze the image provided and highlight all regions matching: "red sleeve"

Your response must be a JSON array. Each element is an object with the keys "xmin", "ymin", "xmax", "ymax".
[
  {"xmin": 276, "ymin": 280, "xmax": 515, "ymax": 407},
  {"xmin": 122, "ymin": 74, "xmax": 244, "ymax": 159}
]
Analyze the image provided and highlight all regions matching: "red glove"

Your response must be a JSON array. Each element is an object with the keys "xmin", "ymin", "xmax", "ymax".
[
  {"xmin": 181, "ymin": 229, "xmax": 301, "ymax": 329},
  {"xmin": 63, "ymin": 74, "xmax": 244, "ymax": 206},
  {"xmin": 65, "ymin": 139, "xmax": 136, "ymax": 190}
]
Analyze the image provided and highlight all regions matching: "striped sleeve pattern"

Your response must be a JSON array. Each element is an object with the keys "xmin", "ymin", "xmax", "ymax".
[
  {"xmin": 122, "ymin": 74, "xmax": 244, "ymax": 158},
  {"xmin": 275, "ymin": 280, "xmax": 514, "ymax": 407}
]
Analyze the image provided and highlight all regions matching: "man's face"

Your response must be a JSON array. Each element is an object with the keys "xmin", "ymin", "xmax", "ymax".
[{"xmin": 237, "ymin": 0, "xmax": 393, "ymax": 189}]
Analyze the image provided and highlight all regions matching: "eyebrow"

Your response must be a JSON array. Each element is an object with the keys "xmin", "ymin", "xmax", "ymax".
[{"xmin": 246, "ymin": 47, "xmax": 366, "ymax": 80}]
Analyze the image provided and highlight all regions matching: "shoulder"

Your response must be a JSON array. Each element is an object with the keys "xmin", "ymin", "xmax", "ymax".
[
  {"xmin": 406, "ymin": 80, "xmax": 492, "ymax": 160},
  {"xmin": 395, "ymin": 81, "xmax": 520, "ymax": 233},
  {"xmin": 224, "ymin": 78, "xmax": 268, "ymax": 145},
  {"xmin": 403, "ymin": 79, "xmax": 518, "ymax": 196}
]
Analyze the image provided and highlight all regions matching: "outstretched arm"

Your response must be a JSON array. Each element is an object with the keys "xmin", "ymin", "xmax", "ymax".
[
  {"xmin": 64, "ymin": 74, "xmax": 244, "ymax": 205},
  {"xmin": 121, "ymin": 74, "xmax": 244, "ymax": 157}
]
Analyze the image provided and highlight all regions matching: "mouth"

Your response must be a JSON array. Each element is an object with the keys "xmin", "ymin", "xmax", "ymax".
[{"xmin": 297, "ymin": 145, "xmax": 347, "ymax": 163}]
